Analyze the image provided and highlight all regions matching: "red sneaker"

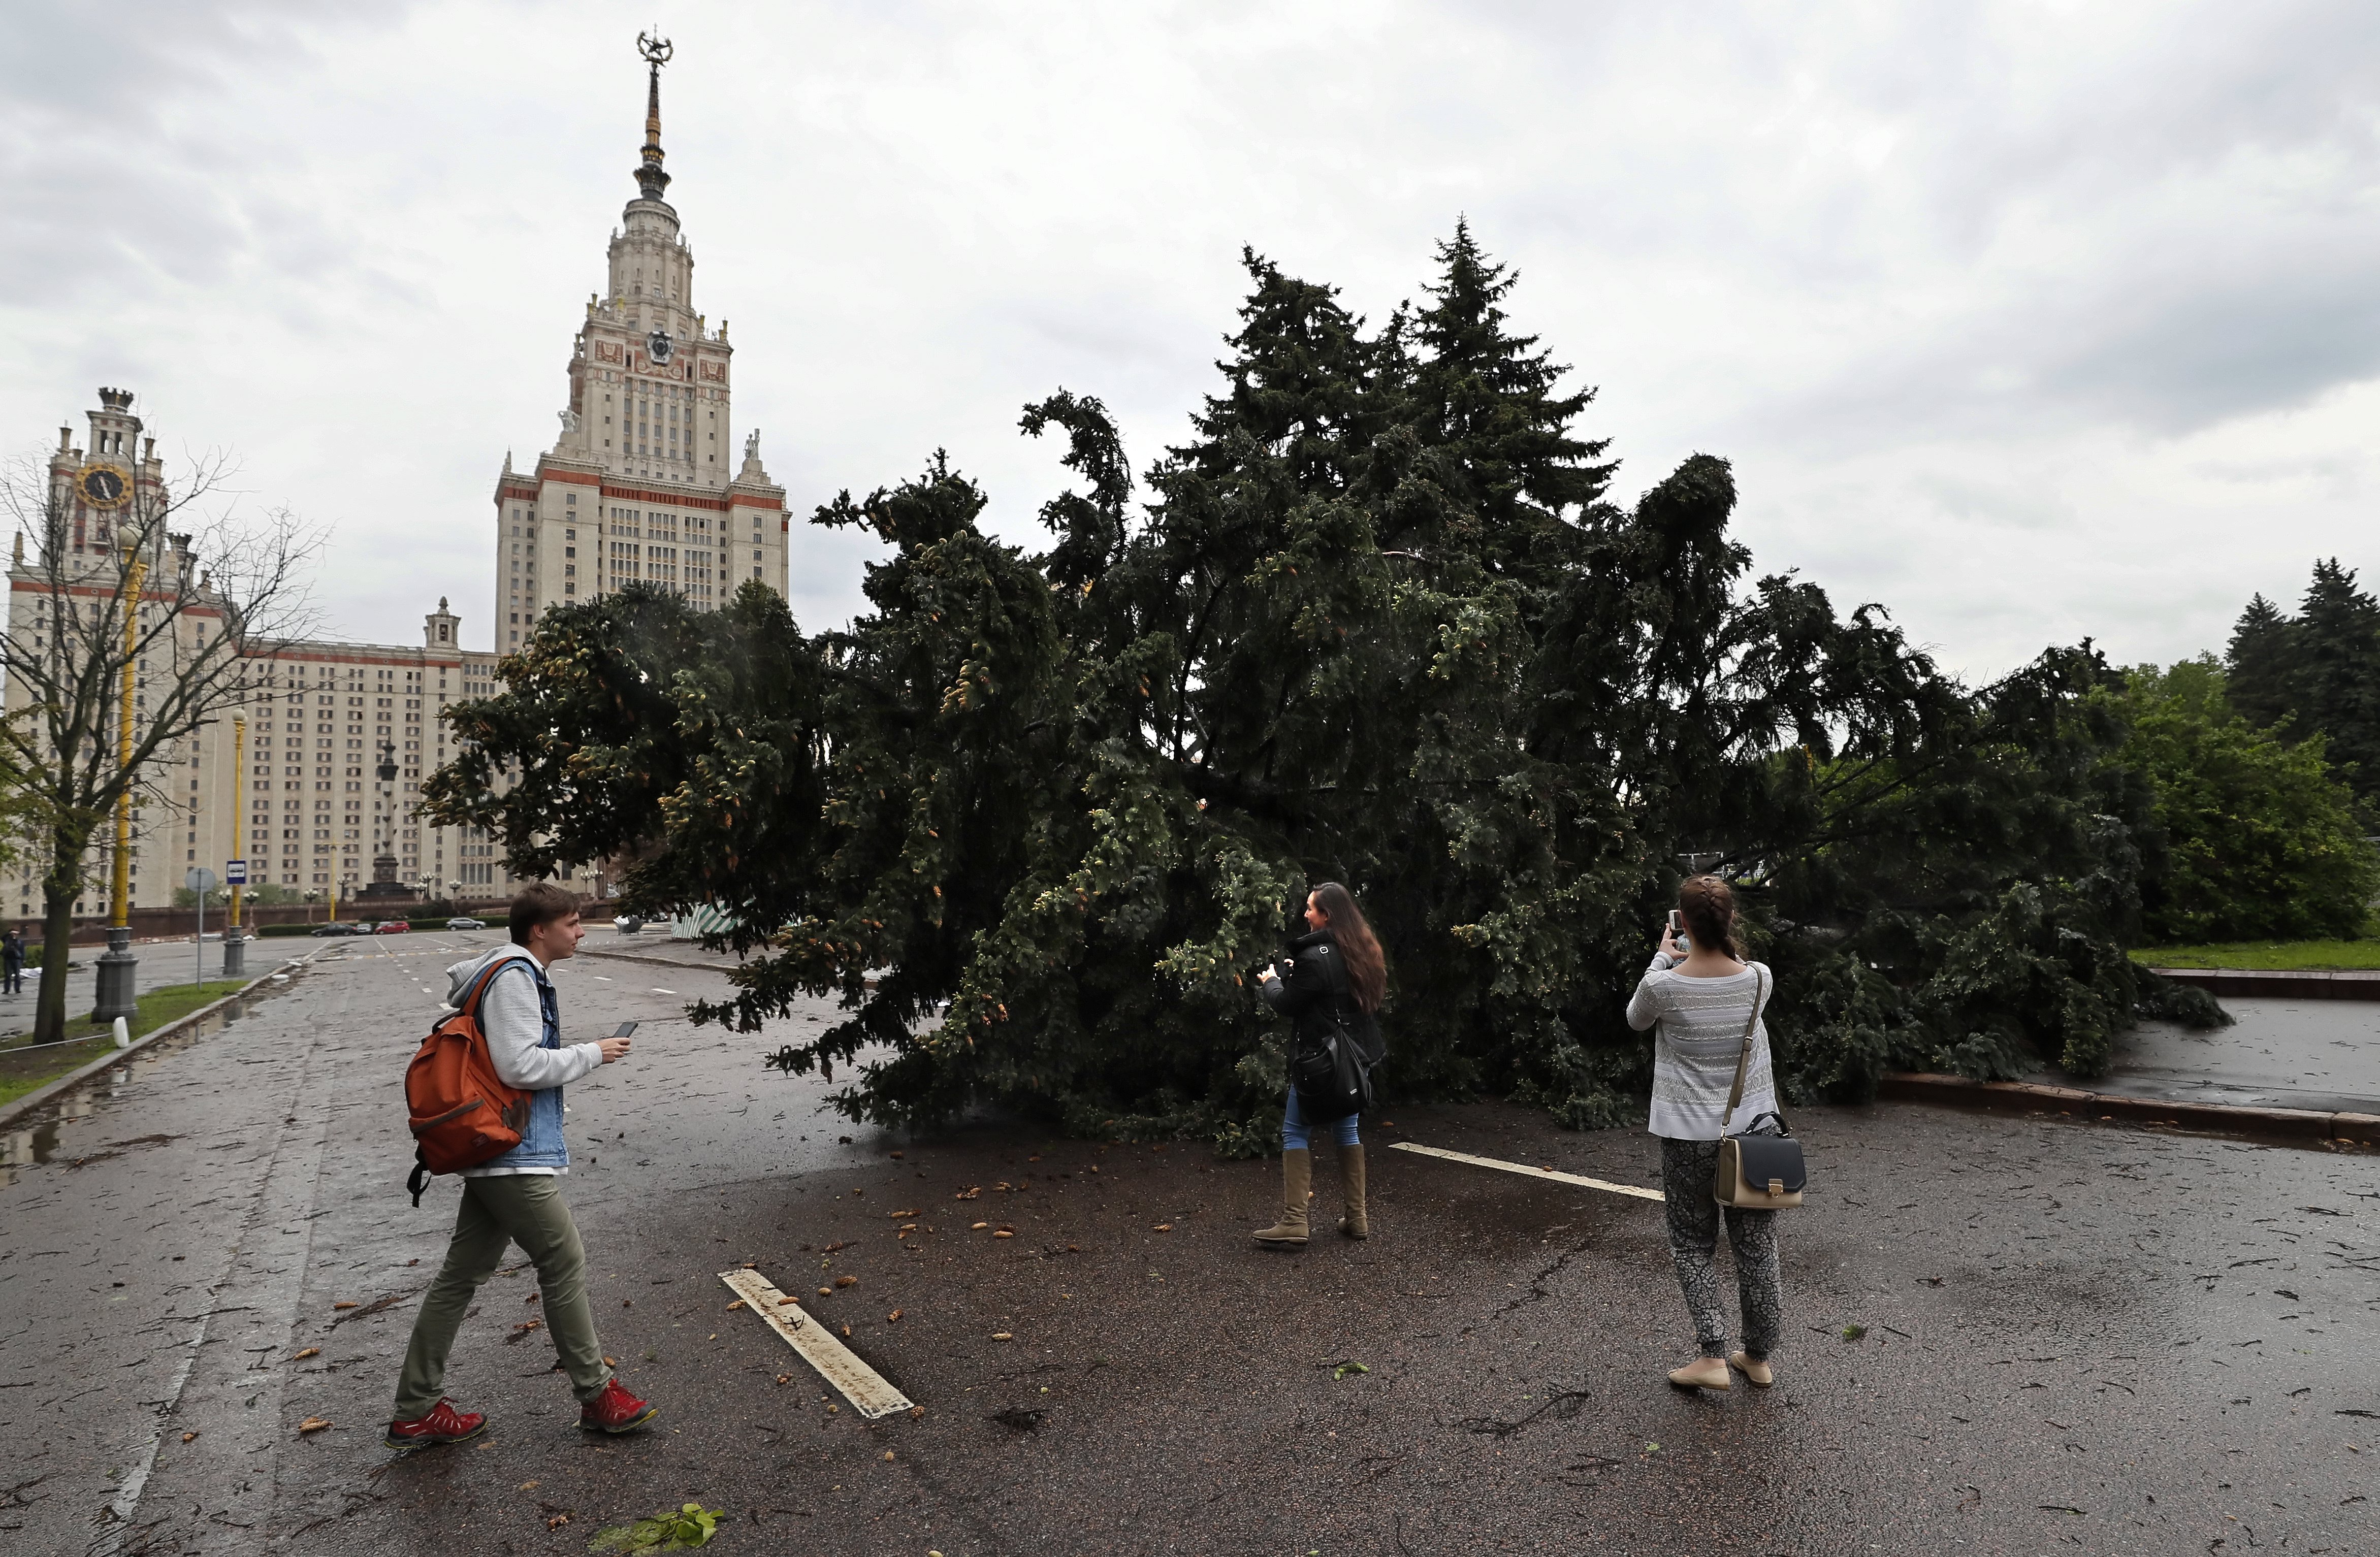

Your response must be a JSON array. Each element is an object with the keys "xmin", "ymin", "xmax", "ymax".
[
  {"xmin": 383, "ymin": 1399, "xmax": 487, "ymax": 1451},
  {"xmin": 578, "ymin": 1377, "xmax": 658, "ymax": 1435}
]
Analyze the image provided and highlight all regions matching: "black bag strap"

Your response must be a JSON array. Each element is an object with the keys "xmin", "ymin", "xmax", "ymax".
[
  {"xmin": 407, "ymin": 1146, "xmax": 431, "ymax": 1207},
  {"xmin": 1718, "ymin": 967, "xmax": 1767, "ymax": 1136}
]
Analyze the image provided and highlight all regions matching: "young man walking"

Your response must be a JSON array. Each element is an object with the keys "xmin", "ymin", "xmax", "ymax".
[{"xmin": 385, "ymin": 883, "xmax": 657, "ymax": 1448}]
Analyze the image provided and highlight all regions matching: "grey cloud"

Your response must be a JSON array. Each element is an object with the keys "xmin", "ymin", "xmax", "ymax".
[{"xmin": 4, "ymin": 0, "xmax": 2377, "ymax": 680}]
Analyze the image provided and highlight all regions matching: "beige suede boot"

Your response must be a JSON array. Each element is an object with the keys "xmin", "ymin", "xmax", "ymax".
[
  {"xmin": 1667, "ymin": 1356, "xmax": 1731, "ymax": 1391},
  {"xmin": 1251, "ymin": 1149, "xmax": 1311, "ymax": 1247},
  {"xmin": 1336, "ymin": 1143, "xmax": 1368, "ymax": 1239}
]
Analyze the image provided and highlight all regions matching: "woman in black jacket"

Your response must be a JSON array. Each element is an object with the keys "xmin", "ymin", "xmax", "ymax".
[{"xmin": 1253, "ymin": 882, "xmax": 1386, "ymax": 1247}]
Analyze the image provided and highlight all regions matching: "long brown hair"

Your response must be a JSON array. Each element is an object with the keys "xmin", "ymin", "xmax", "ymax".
[
  {"xmin": 1677, "ymin": 874, "xmax": 1743, "ymax": 958},
  {"xmin": 1311, "ymin": 881, "xmax": 1385, "ymax": 1013}
]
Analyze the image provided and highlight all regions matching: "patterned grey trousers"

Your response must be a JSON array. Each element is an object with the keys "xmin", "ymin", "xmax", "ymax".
[{"xmin": 1660, "ymin": 1137, "xmax": 1783, "ymax": 1360}]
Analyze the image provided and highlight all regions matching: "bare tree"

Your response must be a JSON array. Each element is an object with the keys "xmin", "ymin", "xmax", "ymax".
[{"xmin": 1, "ymin": 426, "xmax": 322, "ymax": 1046}]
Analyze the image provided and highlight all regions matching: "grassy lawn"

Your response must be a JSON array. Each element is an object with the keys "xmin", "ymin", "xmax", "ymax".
[
  {"xmin": 0, "ymin": 979, "xmax": 250, "ymax": 1108},
  {"xmin": 2132, "ymin": 939, "xmax": 2380, "ymax": 971}
]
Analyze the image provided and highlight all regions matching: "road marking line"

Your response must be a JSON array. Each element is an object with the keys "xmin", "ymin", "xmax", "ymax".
[
  {"xmin": 718, "ymin": 1268, "xmax": 914, "ymax": 1419},
  {"xmin": 652, "ymin": 987, "xmax": 676, "ymax": 995},
  {"xmin": 1387, "ymin": 1141, "xmax": 1665, "ymax": 1202}
]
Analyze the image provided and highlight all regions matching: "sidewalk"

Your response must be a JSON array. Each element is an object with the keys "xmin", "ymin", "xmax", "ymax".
[
  {"xmin": 0, "ymin": 940, "xmax": 264, "ymax": 1043},
  {"xmin": 575, "ymin": 932, "xmax": 750, "ymax": 973},
  {"xmin": 2033, "ymin": 994, "xmax": 2380, "ymax": 1117}
]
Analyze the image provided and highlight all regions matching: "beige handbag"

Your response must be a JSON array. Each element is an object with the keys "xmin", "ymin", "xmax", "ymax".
[{"xmin": 1712, "ymin": 969, "xmax": 1805, "ymax": 1210}]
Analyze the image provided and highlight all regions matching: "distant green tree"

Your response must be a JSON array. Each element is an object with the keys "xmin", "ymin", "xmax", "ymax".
[
  {"xmin": 2119, "ymin": 657, "xmax": 2377, "ymax": 943},
  {"xmin": 2224, "ymin": 559, "xmax": 2380, "ymax": 807},
  {"xmin": 2225, "ymin": 592, "xmax": 2298, "ymax": 729},
  {"xmin": 2293, "ymin": 560, "xmax": 2380, "ymax": 797}
]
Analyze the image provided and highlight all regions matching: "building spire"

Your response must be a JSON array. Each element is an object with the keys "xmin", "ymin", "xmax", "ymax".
[{"xmin": 633, "ymin": 31, "xmax": 674, "ymax": 204}]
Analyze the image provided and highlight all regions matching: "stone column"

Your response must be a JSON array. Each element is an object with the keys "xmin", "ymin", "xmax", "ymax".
[{"xmin": 92, "ymin": 926, "xmax": 138, "ymax": 1023}]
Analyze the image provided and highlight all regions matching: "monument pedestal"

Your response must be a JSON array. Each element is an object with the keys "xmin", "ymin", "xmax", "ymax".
[{"xmin": 92, "ymin": 927, "xmax": 138, "ymax": 1023}]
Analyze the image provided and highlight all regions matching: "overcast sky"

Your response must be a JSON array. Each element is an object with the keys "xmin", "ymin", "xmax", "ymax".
[{"xmin": 6, "ymin": 1, "xmax": 2376, "ymax": 680}]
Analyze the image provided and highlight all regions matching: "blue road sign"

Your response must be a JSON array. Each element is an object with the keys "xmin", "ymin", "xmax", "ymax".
[{"xmin": 225, "ymin": 860, "xmax": 247, "ymax": 886}]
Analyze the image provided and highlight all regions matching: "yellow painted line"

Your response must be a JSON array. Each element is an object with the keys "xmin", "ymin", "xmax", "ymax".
[
  {"xmin": 717, "ymin": 1268, "xmax": 915, "ymax": 1420},
  {"xmin": 1386, "ymin": 1141, "xmax": 1664, "ymax": 1203}
]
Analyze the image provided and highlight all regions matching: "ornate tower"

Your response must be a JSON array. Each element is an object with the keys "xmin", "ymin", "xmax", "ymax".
[{"xmin": 494, "ymin": 34, "xmax": 788, "ymax": 648}]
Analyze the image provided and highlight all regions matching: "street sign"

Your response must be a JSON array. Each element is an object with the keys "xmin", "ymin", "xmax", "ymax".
[
  {"xmin": 225, "ymin": 860, "xmax": 247, "ymax": 886},
  {"xmin": 185, "ymin": 867, "xmax": 217, "ymax": 895}
]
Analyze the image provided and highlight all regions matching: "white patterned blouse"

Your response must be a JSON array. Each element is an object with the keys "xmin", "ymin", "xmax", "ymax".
[{"xmin": 1626, "ymin": 955, "xmax": 1776, "ymax": 1142}]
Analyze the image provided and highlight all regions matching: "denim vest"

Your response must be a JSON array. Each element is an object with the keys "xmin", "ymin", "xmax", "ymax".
[{"xmin": 478, "ymin": 956, "xmax": 570, "ymax": 1173}]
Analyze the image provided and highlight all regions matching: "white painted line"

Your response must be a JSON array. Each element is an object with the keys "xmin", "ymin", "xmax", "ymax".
[
  {"xmin": 718, "ymin": 1268, "xmax": 914, "ymax": 1419},
  {"xmin": 1387, "ymin": 1141, "xmax": 1665, "ymax": 1203},
  {"xmin": 651, "ymin": 987, "xmax": 676, "ymax": 995}
]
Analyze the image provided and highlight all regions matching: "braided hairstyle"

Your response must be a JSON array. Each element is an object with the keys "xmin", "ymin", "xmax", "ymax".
[{"xmin": 1677, "ymin": 874, "xmax": 1743, "ymax": 959}]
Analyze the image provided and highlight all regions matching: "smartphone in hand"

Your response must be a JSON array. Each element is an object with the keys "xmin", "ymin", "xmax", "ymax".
[
  {"xmin": 1666, "ymin": 910, "xmax": 1687, "ymax": 950},
  {"xmin": 612, "ymin": 1021, "xmax": 638, "ymax": 1039}
]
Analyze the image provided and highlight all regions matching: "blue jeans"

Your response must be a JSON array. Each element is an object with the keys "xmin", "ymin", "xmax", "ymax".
[{"xmin": 1282, "ymin": 1085, "xmax": 1360, "ymax": 1151}]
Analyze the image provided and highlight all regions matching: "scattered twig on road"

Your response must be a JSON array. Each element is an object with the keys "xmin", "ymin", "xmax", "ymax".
[
  {"xmin": 1454, "ymin": 1388, "xmax": 1592, "ymax": 1438},
  {"xmin": 328, "ymin": 1292, "xmax": 416, "ymax": 1328}
]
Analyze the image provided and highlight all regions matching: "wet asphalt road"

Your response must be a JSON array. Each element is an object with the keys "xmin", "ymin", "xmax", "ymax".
[{"xmin": 1, "ymin": 939, "xmax": 2375, "ymax": 1556}]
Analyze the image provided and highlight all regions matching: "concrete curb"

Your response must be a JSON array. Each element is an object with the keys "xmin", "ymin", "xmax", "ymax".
[
  {"xmin": 0, "ymin": 952, "xmax": 318, "ymax": 1133},
  {"xmin": 1879, "ymin": 1071, "xmax": 2380, "ymax": 1149},
  {"xmin": 2149, "ymin": 966, "xmax": 2380, "ymax": 1000}
]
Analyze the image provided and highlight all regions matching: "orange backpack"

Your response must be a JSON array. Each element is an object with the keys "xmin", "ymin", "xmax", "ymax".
[{"xmin": 404, "ymin": 958, "xmax": 532, "ymax": 1205}]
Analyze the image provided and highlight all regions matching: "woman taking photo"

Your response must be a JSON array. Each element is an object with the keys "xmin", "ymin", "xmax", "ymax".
[
  {"xmin": 1252, "ymin": 882, "xmax": 1386, "ymax": 1248},
  {"xmin": 1626, "ymin": 874, "xmax": 1784, "ymax": 1391}
]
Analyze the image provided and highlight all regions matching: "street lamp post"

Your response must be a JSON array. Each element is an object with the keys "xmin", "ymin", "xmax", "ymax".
[
  {"xmin": 91, "ymin": 557, "xmax": 147, "ymax": 1025},
  {"xmin": 223, "ymin": 711, "xmax": 246, "ymax": 979}
]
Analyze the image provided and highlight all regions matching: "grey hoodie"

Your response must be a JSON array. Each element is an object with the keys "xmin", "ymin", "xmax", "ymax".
[{"xmin": 445, "ymin": 946, "xmax": 601, "ymax": 1094}]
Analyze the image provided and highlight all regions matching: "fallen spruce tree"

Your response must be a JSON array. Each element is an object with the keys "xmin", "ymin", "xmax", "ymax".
[{"xmin": 425, "ymin": 227, "xmax": 2223, "ymax": 1147}]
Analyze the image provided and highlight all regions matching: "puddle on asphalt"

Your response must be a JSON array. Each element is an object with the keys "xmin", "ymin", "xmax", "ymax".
[{"xmin": 0, "ymin": 993, "xmax": 270, "ymax": 1189}]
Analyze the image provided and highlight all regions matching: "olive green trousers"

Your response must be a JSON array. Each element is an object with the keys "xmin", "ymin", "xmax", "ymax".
[{"xmin": 392, "ymin": 1174, "xmax": 611, "ymax": 1420}]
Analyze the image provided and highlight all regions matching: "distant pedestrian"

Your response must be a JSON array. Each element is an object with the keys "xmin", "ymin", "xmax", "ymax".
[
  {"xmin": 1627, "ymin": 875, "xmax": 1784, "ymax": 1391},
  {"xmin": 1252, "ymin": 882, "xmax": 1387, "ymax": 1247},
  {"xmin": 384, "ymin": 883, "xmax": 657, "ymax": 1450},
  {"xmin": 2, "ymin": 929, "xmax": 24, "ymax": 995}
]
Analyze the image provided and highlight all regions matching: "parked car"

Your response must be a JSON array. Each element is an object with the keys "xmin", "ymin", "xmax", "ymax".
[
  {"xmin": 446, "ymin": 916, "xmax": 485, "ymax": 930},
  {"xmin": 373, "ymin": 920, "xmax": 410, "ymax": 935},
  {"xmin": 615, "ymin": 915, "xmax": 646, "ymax": 934},
  {"xmin": 309, "ymin": 922, "xmax": 364, "ymax": 937}
]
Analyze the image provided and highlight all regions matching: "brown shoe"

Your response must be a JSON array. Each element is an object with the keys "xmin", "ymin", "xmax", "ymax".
[
  {"xmin": 1336, "ymin": 1143, "xmax": 1368, "ymax": 1239},
  {"xmin": 1252, "ymin": 1149, "xmax": 1311, "ymax": 1247},
  {"xmin": 1728, "ymin": 1351, "xmax": 1774, "ymax": 1387}
]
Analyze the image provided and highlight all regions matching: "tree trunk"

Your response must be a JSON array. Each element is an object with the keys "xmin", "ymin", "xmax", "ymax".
[{"xmin": 33, "ymin": 824, "xmax": 91, "ymax": 1048}]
